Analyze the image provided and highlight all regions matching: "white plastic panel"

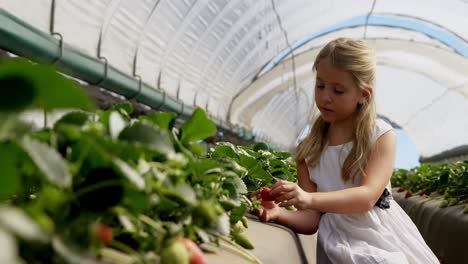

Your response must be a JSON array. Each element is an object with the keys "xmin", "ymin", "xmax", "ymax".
[
  {"xmin": 2, "ymin": 0, "xmax": 468, "ymax": 158},
  {"xmin": 55, "ymin": 0, "xmax": 111, "ymax": 56},
  {"xmin": 1, "ymin": 0, "xmax": 51, "ymax": 32}
]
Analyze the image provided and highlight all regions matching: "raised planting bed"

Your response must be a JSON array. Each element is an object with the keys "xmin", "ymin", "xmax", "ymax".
[
  {"xmin": 203, "ymin": 214, "xmax": 317, "ymax": 264},
  {"xmin": 392, "ymin": 188, "xmax": 468, "ymax": 264}
]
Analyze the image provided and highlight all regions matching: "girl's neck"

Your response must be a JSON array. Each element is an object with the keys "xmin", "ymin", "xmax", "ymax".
[{"xmin": 327, "ymin": 118, "xmax": 355, "ymax": 146}]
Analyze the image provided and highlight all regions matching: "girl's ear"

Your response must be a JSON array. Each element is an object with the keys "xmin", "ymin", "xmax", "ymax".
[{"xmin": 360, "ymin": 86, "xmax": 373, "ymax": 104}]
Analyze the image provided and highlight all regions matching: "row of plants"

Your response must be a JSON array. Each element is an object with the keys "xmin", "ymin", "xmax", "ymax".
[
  {"xmin": 392, "ymin": 162, "xmax": 468, "ymax": 213},
  {"xmin": 0, "ymin": 59, "xmax": 298, "ymax": 263}
]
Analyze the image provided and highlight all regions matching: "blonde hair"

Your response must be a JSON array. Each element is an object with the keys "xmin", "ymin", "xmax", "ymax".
[{"xmin": 295, "ymin": 38, "xmax": 377, "ymax": 182}]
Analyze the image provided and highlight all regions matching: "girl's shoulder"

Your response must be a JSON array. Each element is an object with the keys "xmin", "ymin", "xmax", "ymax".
[{"xmin": 371, "ymin": 119, "xmax": 393, "ymax": 144}]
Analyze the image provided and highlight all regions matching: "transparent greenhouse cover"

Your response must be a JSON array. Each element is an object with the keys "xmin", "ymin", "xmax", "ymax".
[{"xmin": 2, "ymin": 0, "xmax": 468, "ymax": 159}]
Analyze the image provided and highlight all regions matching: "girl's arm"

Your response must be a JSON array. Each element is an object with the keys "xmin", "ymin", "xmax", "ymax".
[
  {"xmin": 272, "ymin": 130, "xmax": 396, "ymax": 214},
  {"xmin": 264, "ymin": 159, "xmax": 320, "ymax": 234}
]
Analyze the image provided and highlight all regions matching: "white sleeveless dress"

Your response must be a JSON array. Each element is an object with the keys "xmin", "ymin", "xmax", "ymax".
[{"xmin": 306, "ymin": 119, "xmax": 439, "ymax": 264}]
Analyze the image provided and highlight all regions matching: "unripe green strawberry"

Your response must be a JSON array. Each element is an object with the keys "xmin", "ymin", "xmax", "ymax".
[
  {"xmin": 448, "ymin": 198, "xmax": 458, "ymax": 206},
  {"xmin": 240, "ymin": 216, "xmax": 248, "ymax": 229},
  {"xmin": 464, "ymin": 205, "xmax": 468, "ymax": 214},
  {"xmin": 193, "ymin": 201, "xmax": 217, "ymax": 227},
  {"xmin": 160, "ymin": 240, "xmax": 190, "ymax": 264},
  {"xmin": 232, "ymin": 221, "xmax": 245, "ymax": 234},
  {"xmin": 232, "ymin": 232, "xmax": 254, "ymax": 250},
  {"xmin": 440, "ymin": 200, "xmax": 449, "ymax": 208}
]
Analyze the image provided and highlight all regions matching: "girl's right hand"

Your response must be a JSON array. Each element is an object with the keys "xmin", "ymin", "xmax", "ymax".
[{"xmin": 252, "ymin": 189, "xmax": 281, "ymax": 222}]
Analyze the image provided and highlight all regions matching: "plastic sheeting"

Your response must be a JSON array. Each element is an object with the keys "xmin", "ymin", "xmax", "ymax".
[{"xmin": 1, "ymin": 0, "xmax": 468, "ymax": 158}]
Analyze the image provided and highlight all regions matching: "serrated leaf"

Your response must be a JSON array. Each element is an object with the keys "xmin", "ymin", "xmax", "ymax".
[
  {"xmin": 19, "ymin": 137, "xmax": 71, "ymax": 188},
  {"xmin": 248, "ymin": 163, "xmax": 272, "ymax": 181},
  {"xmin": 118, "ymin": 121, "xmax": 174, "ymax": 155},
  {"xmin": 212, "ymin": 143, "xmax": 239, "ymax": 160},
  {"xmin": 179, "ymin": 108, "xmax": 216, "ymax": 144},
  {"xmin": 0, "ymin": 206, "xmax": 48, "ymax": 242},
  {"xmin": 224, "ymin": 174, "xmax": 247, "ymax": 195},
  {"xmin": 140, "ymin": 112, "xmax": 177, "ymax": 130}
]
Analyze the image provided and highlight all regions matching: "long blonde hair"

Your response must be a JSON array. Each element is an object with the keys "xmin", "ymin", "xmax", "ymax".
[{"xmin": 295, "ymin": 38, "xmax": 377, "ymax": 182}]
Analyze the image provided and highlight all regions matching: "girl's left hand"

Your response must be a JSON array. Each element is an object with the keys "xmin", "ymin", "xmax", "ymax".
[{"xmin": 270, "ymin": 180, "xmax": 312, "ymax": 210}]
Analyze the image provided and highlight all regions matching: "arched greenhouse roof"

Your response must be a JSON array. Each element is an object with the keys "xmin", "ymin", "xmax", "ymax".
[{"xmin": 1, "ymin": 0, "xmax": 468, "ymax": 159}]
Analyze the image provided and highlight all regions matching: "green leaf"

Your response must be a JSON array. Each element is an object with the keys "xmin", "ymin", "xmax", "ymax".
[
  {"xmin": 212, "ymin": 143, "xmax": 239, "ymax": 160},
  {"xmin": 0, "ymin": 74, "xmax": 35, "ymax": 111},
  {"xmin": 224, "ymin": 174, "xmax": 248, "ymax": 195},
  {"xmin": 0, "ymin": 59, "xmax": 94, "ymax": 111},
  {"xmin": 0, "ymin": 113, "xmax": 33, "ymax": 141},
  {"xmin": 0, "ymin": 144, "xmax": 19, "ymax": 197},
  {"xmin": 19, "ymin": 137, "xmax": 72, "ymax": 188},
  {"xmin": 252, "ymin": 142, "xmax": 270, "ymax": 152},
  {"xmin": 123, "ymin": 187, "xmax": 151, "ymax": 213},
  {"xmin": 118, "ymin": 121, "xmax": 174, "ymax": 155},
  {"xmin": 0, "ymin": 206, "xmax": 48, "ymax": 242},
  {"xmin": 217, "ymin": 213, "xmax": 230, "ymax": 236},
  {"xmin": 238, "ymin": 152, "xmax": 258, "ymax": 169},
  {"xmin": 112, "ymin": 102, "xmax": 133, "ymax": 116},
  {"xmin": 179, "ymin": 108, "xmax": 217, "ymax": 144},
  {"xmin": 248, "ymin": 163, "xmax": 272, "ymax": 181},
  {"xmin": 53, "ymin": 111, "xmax": 89, "ymax": 129},
  {"xmin": 229, "ymin": 203, "xmax": 247, "ymax": 224},
  {"xmin": 191, "ymin": 159, "xmax": 224, "ymax": 177},
  {"xmin": 52, "ymin": 236, "xmax": 82, "ymax": 264},
  {"xmin": 140, "ymin": 112, "xmax": 177, "ymax": 130},
  {"xmin": 113, "ymin": 158, "xmax": 145, "ymax": 190},
  {"xmin": 275, "ymin": 151, "xmax": 292, "ymax": 160},
  {"xmin": 109, "ymin": 111, "xmax": 127, "ymax": 139},
  {"xmin": 187, "ymin": 142, "xmax": 207, "ymax": 157}
]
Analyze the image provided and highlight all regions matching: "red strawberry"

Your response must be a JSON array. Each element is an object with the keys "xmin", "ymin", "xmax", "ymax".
[
  {"xmin": 419, "ymin": 189, "xmax": 426, "ymax": 196},
  {"xmin": 96, "ymin": 223, "xmax": 113, "ymax": 245},
  {"xmin": 397, "ymin": 186, "xmax": 404, "ymax": 192},
  {"xmin": 260, "ymin": 187, "xmax": 275, "ymax": 201},
  {"xmin": 180, "ymin": 238, "xmax": 207, "ymax": 264},
  {"xmin": 405, "ymin": 191, "xmax": 412, "ymax": 198}
]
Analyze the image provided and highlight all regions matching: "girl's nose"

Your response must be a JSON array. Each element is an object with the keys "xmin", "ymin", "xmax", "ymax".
[{"xmin": 321, "ymin": 90, "xmax": 332, "ymax": 103}]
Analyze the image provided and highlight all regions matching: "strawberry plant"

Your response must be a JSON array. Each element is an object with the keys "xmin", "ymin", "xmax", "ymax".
[
  {"xmin": 392, "ymin": 162, "xmax": 468, "ymax": 213},
  {"xmin": 0, "ymin": 58, "xmax": 274, "ymax": 263}
]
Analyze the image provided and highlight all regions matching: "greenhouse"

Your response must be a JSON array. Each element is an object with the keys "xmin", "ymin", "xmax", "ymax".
[{"xmin": 0, "ymin": 0, "xmax": 467, "ymax": 263}]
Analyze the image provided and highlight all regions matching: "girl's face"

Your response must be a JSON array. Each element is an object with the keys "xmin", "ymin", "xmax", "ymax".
[{"xmin": 314, "ymin": 60, "xmax": 369, "ymax": 124}]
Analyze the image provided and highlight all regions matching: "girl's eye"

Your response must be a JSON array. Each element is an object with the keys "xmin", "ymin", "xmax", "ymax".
[
  {"xmin": 335, "ymin": 90, "xmax": 344, "ymax": 95},
  {"xmin": 316, "ymin": 85, "xmax": 325, "ymax": 90}
]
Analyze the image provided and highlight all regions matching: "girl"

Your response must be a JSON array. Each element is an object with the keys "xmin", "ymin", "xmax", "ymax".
[{"xmin": 255, "ymin": 38, "xmax": 439, "ymax": 263}]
